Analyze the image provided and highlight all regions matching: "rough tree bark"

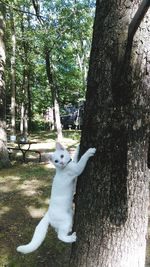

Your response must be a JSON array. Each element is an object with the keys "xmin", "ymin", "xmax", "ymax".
[{"xmin": 70, "ymin": 1, "xmax": 150, "ymax": 267}]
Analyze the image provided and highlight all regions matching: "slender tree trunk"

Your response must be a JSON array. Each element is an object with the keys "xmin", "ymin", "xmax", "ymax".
[
  {"xmin": 19, "ymin": 14, "xmax": 31, "ymax": 138},
  {"xmin": 24, "ymin": 107, "xmax": 28, "ymax": 137},
  {"xmin": 0, "ymin": 127, "xmax": 10, "ymax": 168},
  {"xmin": 23, "ymin": 76, "xmax": 29, "ymax": 138},
  {"xmin": 45, "ymin": 48, "xmax": 62, "ymax": 140},
  {"xmin": 54, "ymin": 98, "xmax": 62, "ymax": 140},
  {"xmin": 0, "ymin": 4, "xmax": 11, "ymax": 168},
  {"xmin": 20, "ymin": 102, "xmax": 24, "ymax": 135},
  {"xmin": 10, "ymin": 11, "xmax": 16, "ymax": 137},
  {"xmin": 70, "ymin": 1, "xmax": 150, "ymax": 267},
  {"xmin": 20, "ymin": 76, "xmax": 29, "ymax": 138},
  {"xmin": 0, "ymin": 19, "xmax": 5, "ymax": 123},
  {"xmin": 27, "ymin": 74, "xmax": 32, "ymax": 132},
  {"xmin": 73, "ymin": 41, "xmax": 87, "ymax": 92}
]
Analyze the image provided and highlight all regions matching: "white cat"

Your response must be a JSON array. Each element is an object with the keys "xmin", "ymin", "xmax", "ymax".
[{"xmin": 17, "ymin": 142, "xmax": 96, "ymax": 254}]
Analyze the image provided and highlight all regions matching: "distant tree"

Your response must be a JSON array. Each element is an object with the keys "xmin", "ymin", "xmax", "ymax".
[
  {"xmin": 0, "ymin": 3, "xmax": 10, "ymax": 168},
  {"xmin": 19, "ymin": 13, "xmax": 29, "ymax": 137},
  {"xmin": 70, "ymin": 1, "xmax": 150, "ymax": 267},
  {"xmin": 10, "ymin": 9, "xmax": 16, "ymax": 137},
  {"xmin": 45, "ymin": 45, "xmax": 62, "ymax": 140}
]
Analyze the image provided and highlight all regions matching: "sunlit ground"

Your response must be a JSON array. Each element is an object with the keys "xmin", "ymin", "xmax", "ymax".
[{"xmin": 7, "ymin": 130, "xmax": 80, "ymax": 164}]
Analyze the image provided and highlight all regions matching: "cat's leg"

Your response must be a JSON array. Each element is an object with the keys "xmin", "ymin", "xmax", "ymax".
[
  {"xmin": 72, "ymin": 145, "xmax": 80, "ymax": 201},
  {"xmin": 57, "ymin": 215, "xmax": 76, "ymax": 243},
  {"xmin": 58, "ymin": 227, "xmax": 76, "ymax": 243},
  {"xmin": 73, "ymin": 145, "xmax": 80, "ymax": 162},
  {"xmin": 75, "ymin": 147, "xmax": 96, "ymax": 176}
]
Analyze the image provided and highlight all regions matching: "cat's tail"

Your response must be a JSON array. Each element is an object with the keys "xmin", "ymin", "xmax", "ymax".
[{"xmin": 17, "ymin": 212, "xmax": 49, "ymax": 254}]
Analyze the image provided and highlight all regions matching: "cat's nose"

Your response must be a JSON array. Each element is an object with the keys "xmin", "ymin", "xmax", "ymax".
[{"xmin": 60, "ymin": 161, "xmax": 64, "ymax": 165}]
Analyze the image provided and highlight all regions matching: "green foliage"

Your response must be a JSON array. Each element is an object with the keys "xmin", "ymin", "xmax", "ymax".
[{"xmin": 4, "ymin": 0, "xmax": 95, "ymax": 128}]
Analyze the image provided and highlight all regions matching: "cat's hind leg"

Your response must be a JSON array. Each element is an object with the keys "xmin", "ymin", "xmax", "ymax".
[
  {"xmin": 58, "ymin": 228, "xmax": 76, "ymax": 243},
  {"xmin": 57, "ymin": 216, "xmax": 76, "ymax": 243}
]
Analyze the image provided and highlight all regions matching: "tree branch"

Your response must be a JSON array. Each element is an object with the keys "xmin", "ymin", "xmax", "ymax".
[
  {"xmin": 123, "ymin": 0, "xmax": 150, "ymax": 69},
  {"xmin": 128, "ymin": 0, "xmax": 150, "ymax": 42},
  {"xmin": 31, "ymin": 0, "xmax": 44, "ymax": 24},
  {"xmin": 112, "ymin": 0, "xmax": 150, "ymax": 104},
  {"xmin": 0, "ymin": 0, "xmax": 48, "ymax": 21}
]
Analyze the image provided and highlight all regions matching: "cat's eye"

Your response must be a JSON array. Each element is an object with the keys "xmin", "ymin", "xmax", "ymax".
[
  {"xmin": 60, "ymin": 155, "xmax": 64, "ymax": 158},
  {"xmin": 55, "ymin": 160, "xmax": 59, "ymax": 163}
]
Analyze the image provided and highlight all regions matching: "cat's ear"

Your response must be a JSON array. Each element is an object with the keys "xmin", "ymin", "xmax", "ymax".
[{"xmin": 56, "ymin": 142, "xmax": 64, "ymax": 151}]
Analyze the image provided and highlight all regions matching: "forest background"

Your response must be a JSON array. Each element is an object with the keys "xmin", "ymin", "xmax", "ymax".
[{"xmin": 1, "ymin": 0, "xmax": 95, "ymax": 139}]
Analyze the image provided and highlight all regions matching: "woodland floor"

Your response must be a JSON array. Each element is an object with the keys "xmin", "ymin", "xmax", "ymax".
[{"xmin": 0, "ymin": 130, "xmax": 150, "ymax": 267}]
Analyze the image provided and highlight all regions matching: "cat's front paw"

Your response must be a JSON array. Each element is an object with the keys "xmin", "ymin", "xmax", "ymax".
[{"xmin": 87, "ymin": 148, "xmax": 96, "ymax": 157}]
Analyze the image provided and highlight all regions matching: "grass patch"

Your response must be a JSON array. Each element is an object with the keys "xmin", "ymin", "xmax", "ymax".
[
  {"xmin": 63, "ymin": 130, "xmax": 81, "ymax": 140},
  {"xmin": 29, "ymin": 130, "xmax": 81, "ymax": 143}
]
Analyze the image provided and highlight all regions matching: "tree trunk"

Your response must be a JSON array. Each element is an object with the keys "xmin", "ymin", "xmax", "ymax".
[
  {"xmin": 70, "ymin": 1, "xmax": 150, "ymax": 267},
  {"xmin": 0, "ymin": 5, "xmax": 11, "ymax": 168},
  {"xmin": 10, "ymin": 11, "xmax": 16, "ymax": 136},
  {"xmin": 19, "ymin": 14, "xmax": 31, "ymax": 138},
  {"xmin": 20, "ymin": 76, "xmax": 29, "ymax": 138},
  {"xmin": 45, "ymin": 48, "xmax": 63, "ymax": 140},
  {"xmin": 54, "ymin": 97, "xmax": 63, "ymax": 140},
  {"xmin": 20, "ymin": 75, "xmax": 29, "ymax": 138},
  {"xmin": 27, "ymin": 74, "xmax": 32, "ymax": 132},
  {"xmin": 0, "ymin": 127, "xmax": 10, "ymax": 168}
]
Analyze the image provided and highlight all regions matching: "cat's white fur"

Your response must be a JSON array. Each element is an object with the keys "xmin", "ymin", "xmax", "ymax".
[{"xmin": 17, "ymin": 142, "xmax": 96, "ymax": 254}]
